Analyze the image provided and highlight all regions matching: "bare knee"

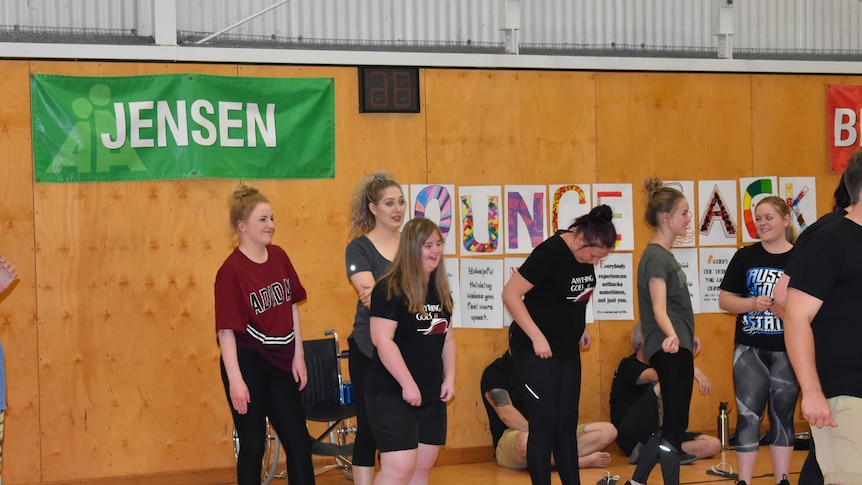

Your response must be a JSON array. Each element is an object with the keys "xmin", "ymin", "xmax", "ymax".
[
  {"xmin": 514, "ymin": 431, "xmax": 529, "ymax": 459},
  {"xmin": 378, "ymin": 450, "xmax": 418, "ymax": 484},
  {"xmin": 681, "ymin": 435, "xmax": 721, "ymax": 459}
]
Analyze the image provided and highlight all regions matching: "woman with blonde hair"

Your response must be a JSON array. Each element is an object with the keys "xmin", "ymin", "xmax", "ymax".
[
  {"xmin": 627, "ymin": 177, "xmax": 697, "ymax": 485},
  {"xmin": 719, "ymin": 195, "xmax": 797, "ymax": 485},
  {"xmin": 215, "ymin": 183, "xmax": 314, "ymax": 485},
  {"xmin": 345, "ymin": 171, "xmax": 405, "ymax": 484}
]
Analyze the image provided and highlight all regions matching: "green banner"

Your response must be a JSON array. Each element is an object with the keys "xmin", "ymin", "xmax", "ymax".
[{"xmin": 31, "ymin": 73, "xmax": 335, "ymax": 182}]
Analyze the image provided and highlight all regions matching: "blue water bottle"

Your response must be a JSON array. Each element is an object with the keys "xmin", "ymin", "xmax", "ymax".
[{"xmin": 341, "ymin": 381, "xmax": 352, "ymax": 405}]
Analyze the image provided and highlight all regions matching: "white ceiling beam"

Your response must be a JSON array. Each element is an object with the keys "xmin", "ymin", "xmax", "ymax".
[{"xmin": 4, "ymin": 41, "xmax": 862, "ymax": 75}]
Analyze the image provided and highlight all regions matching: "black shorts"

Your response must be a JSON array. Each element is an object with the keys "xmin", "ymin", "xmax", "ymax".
[{"xmin": 365, "ymin": 394, "xmax": 447, "ymax": 452}]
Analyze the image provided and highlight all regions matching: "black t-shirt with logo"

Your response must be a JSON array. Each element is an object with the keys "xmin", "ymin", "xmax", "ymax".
[
  {"xmin": 509, "ymin": 231, "xmax": 596, "ymax": 354},
  {"xmin": 366, "ymin": 275, "xmax": 451, "ymax": 405},
  {"xmin": 719, "ymin": 242, "xmax": 792, "ymax": 351}
]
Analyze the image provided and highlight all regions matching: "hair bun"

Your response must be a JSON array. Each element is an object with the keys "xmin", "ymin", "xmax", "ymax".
[
  {"xmin": 232, "ymin": 183, "xmax": 260, "ymax": 201},
  {"xmin": 589, "ymin": 204, "xmax": 613, "ymax": 222},
  {"xmin": 643, "ymin": 176, "xmax": 665, "ymax": 198}
]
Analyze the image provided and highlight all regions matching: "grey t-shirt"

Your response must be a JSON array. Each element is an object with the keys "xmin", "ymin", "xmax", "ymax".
[
  {"xmin": 637, "ymin": 243, "xmax": 695, "ymax": 361},
  {"xmin": 345, "ymin": 235, "xmax": 393, "ymax": 357}
]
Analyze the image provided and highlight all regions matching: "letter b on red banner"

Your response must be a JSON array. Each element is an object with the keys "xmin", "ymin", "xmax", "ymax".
[{"xmin": 828, "ymin": 84, "xmax": 862, "ymax": 172}]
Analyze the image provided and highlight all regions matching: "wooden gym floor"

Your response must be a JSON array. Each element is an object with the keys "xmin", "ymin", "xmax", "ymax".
[{"xmin": 305, "ymin": 447, "xmax": 809, "ymax": 485}]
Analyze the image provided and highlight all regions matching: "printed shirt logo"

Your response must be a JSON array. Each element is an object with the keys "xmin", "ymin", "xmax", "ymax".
[
  {"xmin": 567, "ymin": 275, "xmax": 595, "ymax": 302},
  {"xmin": 415, "ymin": 303, "xmax": 449, "ymax": 335},
  {"xmin": 249, "ymin": 278, "xmax": 292, "ymax": 315},
  {"xmin": 742, "ymin": 267, "xmax": 784, "ymax": 335}
]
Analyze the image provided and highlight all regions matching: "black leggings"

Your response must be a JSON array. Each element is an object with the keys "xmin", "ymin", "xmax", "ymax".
[
  {"xmin": 512, "ymin": 347, "xmax": 581, "ymax": 485},
  {"xmin": 631, "ymin": 349, "xmax": 693, "ymax": 485},
  {"xmin": 221, "ymin": 349, "xmax": 315, "ymax": 485},
  {"xmin": 651, "ymin": 349, "xmax": 693, "ymax": 451},
  {"xmin": 348, "ymin": 338, "xmax": 377, "ymax": 467}
]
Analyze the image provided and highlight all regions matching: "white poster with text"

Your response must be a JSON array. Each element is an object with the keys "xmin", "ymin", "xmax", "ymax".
[
  {"xmin": 670, "ymin": 248, "xmax": 702, "ymax": 315},
  {"xmin": 593, "ymin": 252, "xmax": 634, "ymax": 320},
  {"xmin": 698, "ymin": 247, "xmax": 737, "ymax": 313},
  {"xmin": 502, "ymin": 257, "xmax": 527, "ymax": 326},
  {"xmin": 445, "ymin": 257, "xmax": 462, "ymax": 328},
  {"xmin": 458, "ymin": 258, "xmax": 504, "ymax": 328}
]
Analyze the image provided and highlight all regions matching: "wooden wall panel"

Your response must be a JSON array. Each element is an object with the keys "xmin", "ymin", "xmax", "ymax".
[
  {"xmin": 0, "ymin": 61, "xmax": 41, "ymax": 484},
  {"xmin": 595, "ymin": 72, "xmax": 756, "ymax": 431}
]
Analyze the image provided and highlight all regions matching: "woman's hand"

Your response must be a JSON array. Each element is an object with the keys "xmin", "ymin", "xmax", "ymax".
[
  {"xmin": 662, "ymin": 335, "xmax": 679, "ymax": 353},
  {"xmin": 439, "ymin": 379, "xmax": 456, "ymax": 402},
  {"xmin": 532, "ymin": 334, "xmax": 553, "ymax": 359},
  {"xmin": 292, "ymin": 353, "xmax": 308, "ymax": 391},
  {"xmin": 0, "ymin": 256, "xmax": 17, "ymax": 293},
  {"xmin": 694, "ymin": 367, "xmax": 711, "ymax": 396},
  {"xmin": 229, "ymin": 378, "xmax": 251, "ymax": 414},
  {"xmin": 357, "ymin": 282, "xmax": 373, "ymax": 308},
  {"xmin": 402, "ymin": 381, "xmax": 422, "ymax": 407},
  {"xmin": 753, "ymin": 295, "xmax": 774, "ymax": 312},
  {"xmin": 579, "ymin": 328, "xmax": 592, "ymax": 349}
]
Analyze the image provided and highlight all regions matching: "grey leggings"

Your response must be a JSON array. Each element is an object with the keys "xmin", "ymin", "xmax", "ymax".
[{"xmin": 732, "ymin": 344, "xmax": 799, "ymax": 452}]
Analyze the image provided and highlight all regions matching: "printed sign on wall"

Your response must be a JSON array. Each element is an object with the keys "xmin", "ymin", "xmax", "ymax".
[
  {"xmin": 504, "ymin": 185, "xmax": 548, "ymax": 254},
  {"xmin": 411, "ymin": 184, "xmax": 457, "ymax": 255},
  {"xmin": 827, "ymin": 84, "xmax": 862, "ymax": 172},
  {"xmin": 458, "ymin": 186, "xmax": 502, "ymax": 256},
  {"xmin": 697, "ymin": 180, "xmax": 738, "ymax": 247},
  {"xmin": 31, "ymin": 73, "xmax": 335, "ymax": 182},
  {"xmin": 592, "ymin": 183, "xmax": 634, "ymax": 251}
]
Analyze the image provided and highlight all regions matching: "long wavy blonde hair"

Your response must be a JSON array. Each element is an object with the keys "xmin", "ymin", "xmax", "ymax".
[{"xmin": 348, "ymin": 171, "xmax": 402, "ymax": 241}]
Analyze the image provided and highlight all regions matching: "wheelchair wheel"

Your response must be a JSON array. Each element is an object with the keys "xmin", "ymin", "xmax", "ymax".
[
  {"xmin": 233, "ymin": 419, "xmax": 282, "ymax": 485},
  {"xmin": 332, "ymin": 416, "xmax": 358, "ymax": 479}
]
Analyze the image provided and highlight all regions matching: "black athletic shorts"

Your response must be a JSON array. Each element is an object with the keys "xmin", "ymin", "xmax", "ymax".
[{"xmin": 365, "ymin": 394, "xmax": 447, "ymax": 452}]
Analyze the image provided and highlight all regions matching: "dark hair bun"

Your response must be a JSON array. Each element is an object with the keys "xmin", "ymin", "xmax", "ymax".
[{"xmin": 589, "ymin": 204, "xmax": 613, "ymax": 222}]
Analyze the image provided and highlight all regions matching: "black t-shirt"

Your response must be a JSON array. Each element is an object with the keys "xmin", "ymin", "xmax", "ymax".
[
  {"xmin": 789, "ymin": 217, "xmax": 862, "ymax": 398},
  {"xmin": 479, "ymin": 352, "xmax": 526, "ymax": 448},
  {"xmin": 509, "ymin": 231, "xmax": 596, "ymax": 354},
  {"xmin": 609, "ymin": 354, "xmax": 651, "ymax": 426},
  {"xmin": 719, "ymin": 242, "xmax": 792, "ymax": 351},
  {"xmin": 366, "ymin": 276, "xmax": 451, "ymax": 405},
  {"xmin": 784, "ymin": 209, "xmax": 847, "ymax": 277}
]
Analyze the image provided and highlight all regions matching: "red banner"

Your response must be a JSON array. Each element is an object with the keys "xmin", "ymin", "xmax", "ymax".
[{"xmin": 827, "ymin": 84, "xmax": 862, "ymax": 172}]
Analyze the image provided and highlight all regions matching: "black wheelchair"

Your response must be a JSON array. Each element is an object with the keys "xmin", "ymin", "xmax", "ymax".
[{"xmin": 232, "ymin": 329, "xmax": 357, "ymax": 484}]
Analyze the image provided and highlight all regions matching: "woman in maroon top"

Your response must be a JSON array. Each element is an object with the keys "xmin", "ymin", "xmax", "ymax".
[{"xmin": 215, "ymin": 183, "xmax": 314, "ymax": 485}]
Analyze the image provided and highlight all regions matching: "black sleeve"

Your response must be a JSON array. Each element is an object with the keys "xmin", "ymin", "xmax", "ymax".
[
  {"xmin": 369, "ymin": 277, "xmax": 402, "ymax": 321},
  {"xmin": 480, "ymin": 360, "xmax": 508, "ymax": 395},
  {"xmin": 719, "ymin": 246, "xmax": 747, "ymax": 295}
]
